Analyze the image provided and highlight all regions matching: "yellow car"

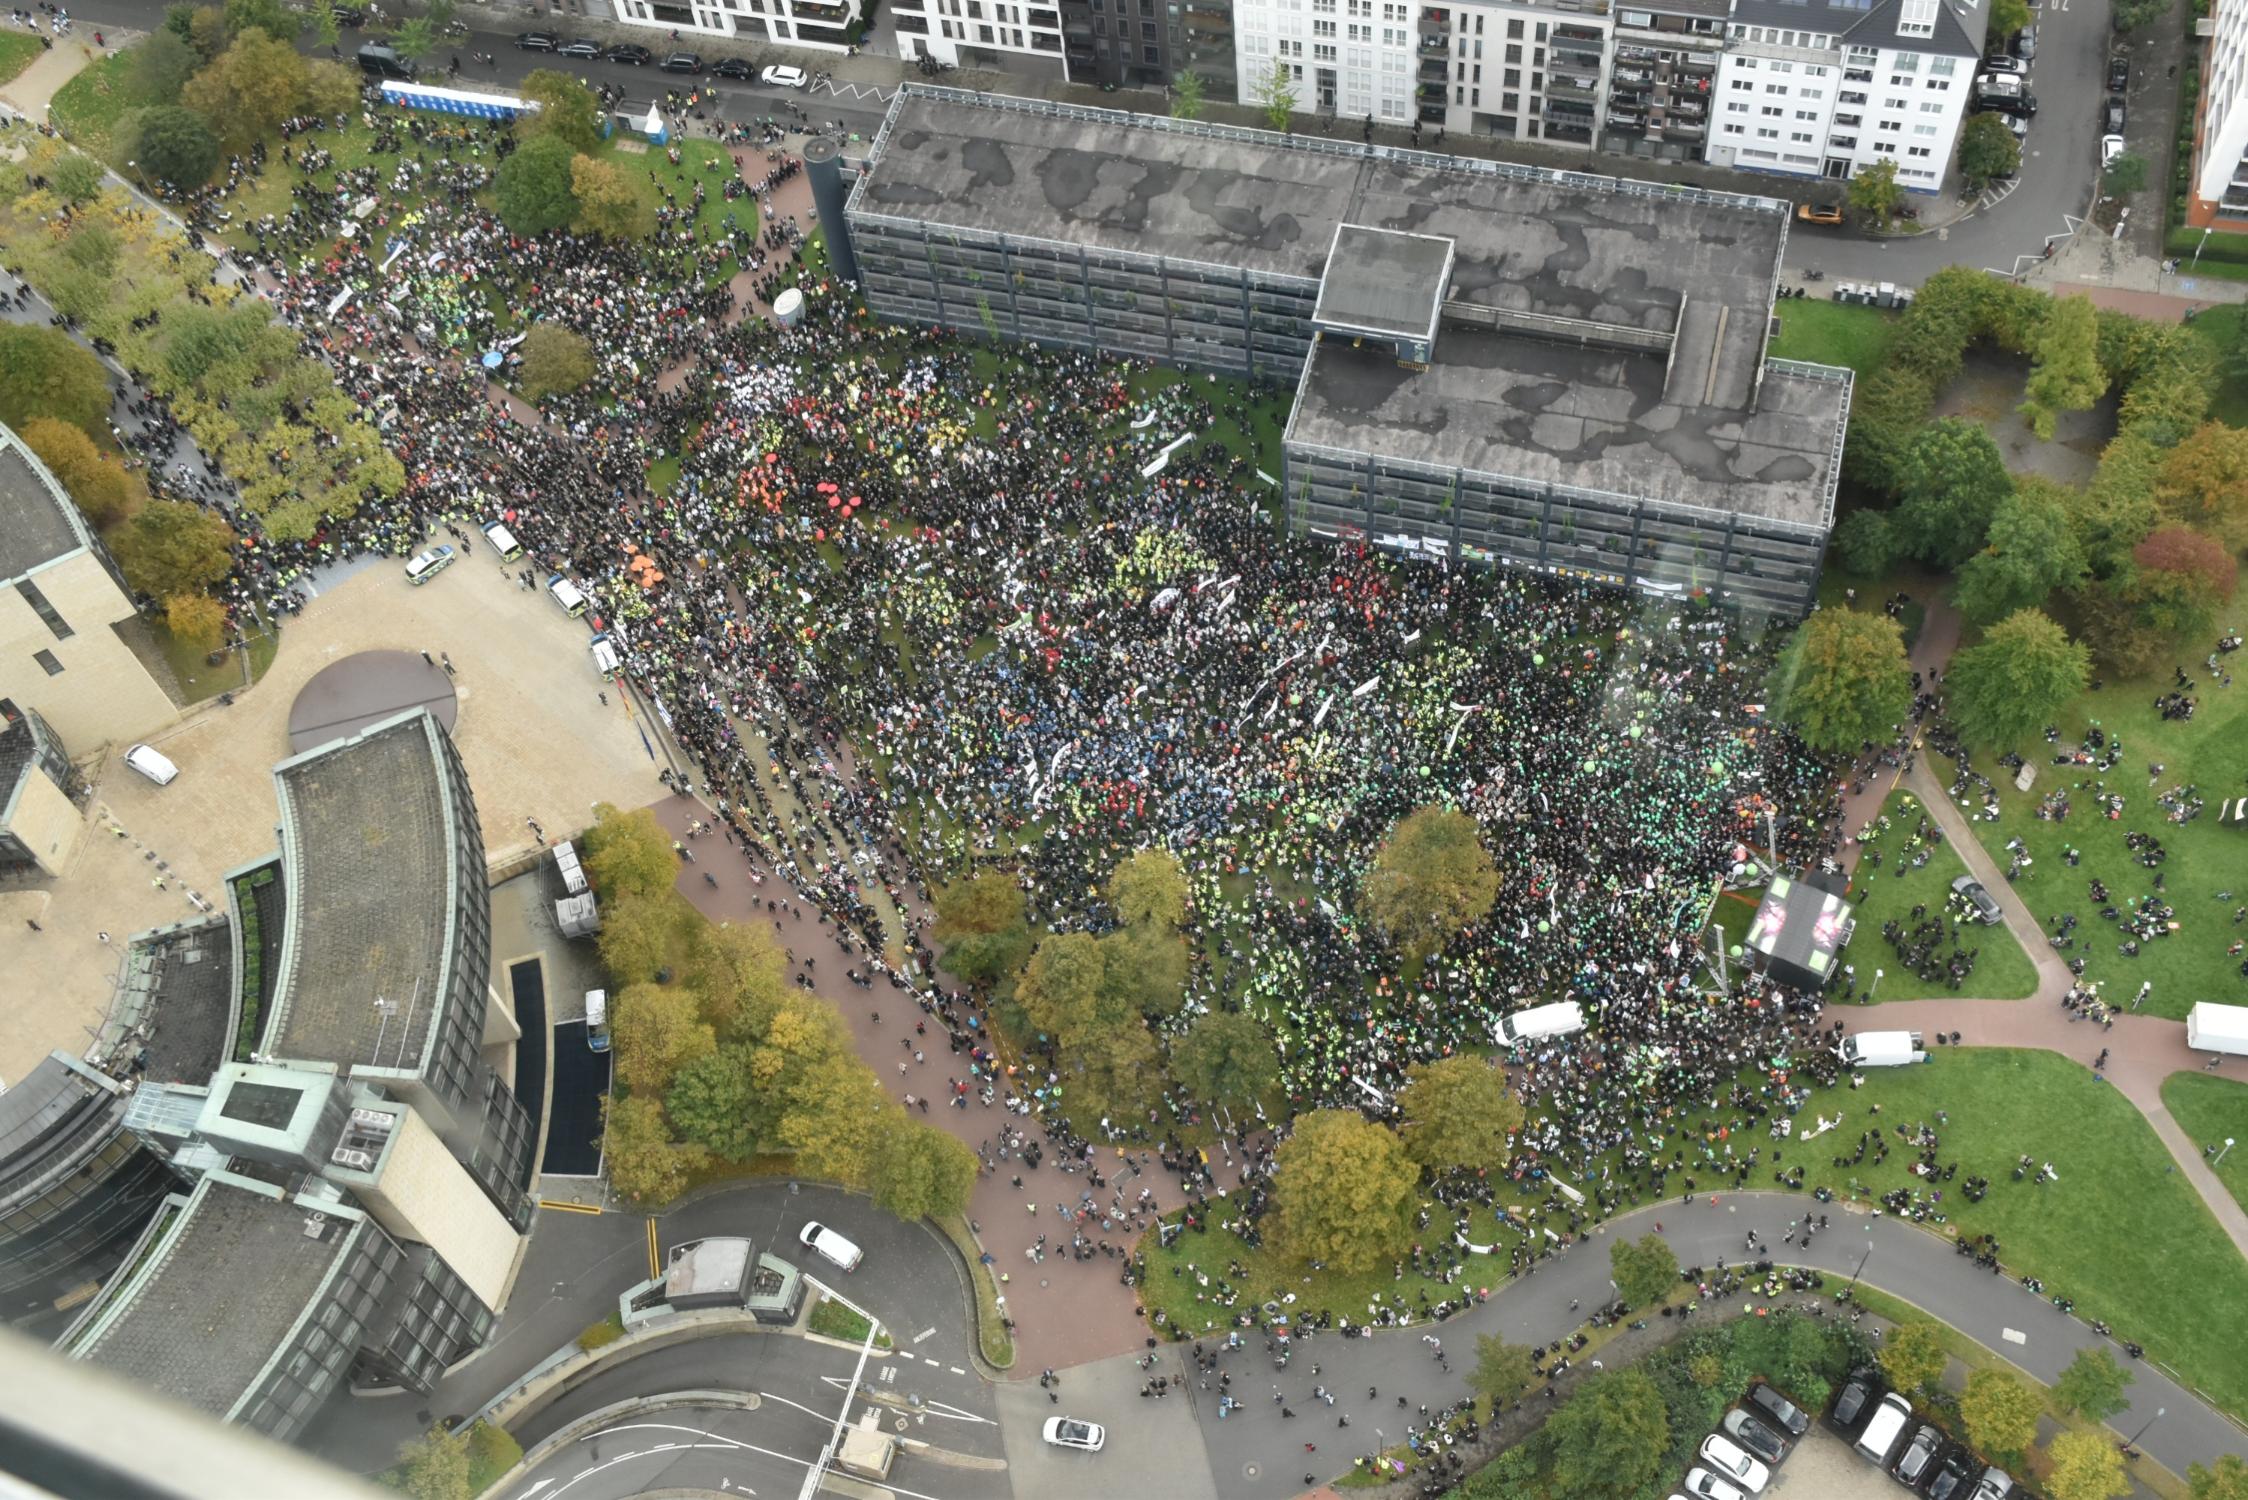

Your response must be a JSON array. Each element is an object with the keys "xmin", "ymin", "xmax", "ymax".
[{"xmin": 1796, "ymin": 202, "xmax": 1844, "ymax": 225}]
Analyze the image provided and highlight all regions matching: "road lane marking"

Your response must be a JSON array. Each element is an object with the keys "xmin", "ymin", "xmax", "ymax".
[
  {"xmin": 571, "ymin": 1424, "xmax": 958, "ymax": 1500},
  {"xmin": 913, "ymin": 1327, "xmax": 937, "ymax": 1344},
  {"xmin": 647, "ymin": 1218, "xmax": 661, "ymax": 1280},
  {"xmin": 2003, "ymin": 1327, "xmax": 2027, "ymax": 1344},
  {"xmin": 949, "ymin": 1366, "xmax": 966, "ymax": 1375}
]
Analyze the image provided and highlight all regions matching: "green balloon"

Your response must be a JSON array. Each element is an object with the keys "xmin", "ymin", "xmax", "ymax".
[
  {"xmin": 1729, "ymin": 945, "xmax": 1743, "ymax": 958},
  {"xmin": 1537, "ymin": 920, "xmax": 1551, "ymax": 933},
  {"xmin": 1533, "ymin": 654, "xmax": 1544, "ymax": 666}
]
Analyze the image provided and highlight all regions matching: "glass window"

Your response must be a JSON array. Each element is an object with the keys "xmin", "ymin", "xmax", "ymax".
[
  {"xmin": 15, "ymin": 580, "xmax": 72, "ymax": 640},
  {"xmin": 34, "ymin": 649, "xmax": 62, "ymax": 676}
]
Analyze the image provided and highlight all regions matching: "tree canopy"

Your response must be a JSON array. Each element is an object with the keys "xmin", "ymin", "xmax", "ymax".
[
  {"xmin": 2044, "ymin": 1428, "xmax": 2130, "ymax": 1500},
  {"xmin": 571, "ymin": 153, "xmax": 654, "ymax": 241},
  {"xmin": 1959, "ymin": 1367, "xmax": 2041, "ymax": 1462},
  {"xmin": 1607, "ymin": 1233, "xmax": 1679, "ymax": 1308},
  {"xmin": 1542, "ymin": 1368, "xmax": 1671, "ymax": 1500},
  {"xmin": 1954, "ymin": 484, "xmax": 2087, "ymax": 625},
  {"xmin": 1109, "ymin": 847, "xmax": 1189, "ymax": 928},
  {"xmin": 1271, "ymin": 1110, "xmax": 1421, "ymax": 1273},
  {"xmin": 1395, "ymin": 1054, "xmax": 1522, "ymax": 1175},
  {"xmin": 0, "ymin": 324, "xmax": 113, "ymax": 439},
  {"xmin": 2022, "ymin": 295, "xmax": 2107, "ymax": 440},
  {"xmin": 2157, "ymin": 421, "xmax": 2248, "ymax": 550},
  {"xmin": 610, "ymin": 982, "xmax": 715, "ymax": 1097},
  {"xmin": 1944, "ymin": 609, "xmax": 2089, "ymax": 747},
  {"xmin": 932, "ymin": 871, "xmax": 1032, "ymax": 987},
  {"xmin": 1892, "ymin": 418, "xmax": 2012, "ymax": 566},
  {"xmin": 1767, "ymin": 608, "xmax": 1912, "ymax": 754},
  {"xmin": 2052, "ymin": 1345, "xmax": 2133, "ymax": 1420},
  {"xmin": 582, "ymin": 803, "xmax": 681, "ymax": 902},
  {"xmin": 2189, "ymin": 1455, "xmax": 2248, "ymax": 1500},
  {"xmin": 109, "ymin": 499, "xmax": 235, "ymax": 600},
  {"xmin": 869, "ymin": 1121, "xmax": 980, "ymax": 1220},
  {"xmin": 1956, "ymin": 111, "xmax": 2021, "ymax": 190},
  {"xmin": 20, "ymin": 416, "xmax": 142, "ymax": 529},
  {"xmin": 493, "ymin": 133, "xmax": 579, "ymax": 235},
  {"xmin": 1169, "ymin": 1011, "xmax": 1281, "ymax": 1114},
  {"xmin": 1361, "ymin": 805, "xmax": 1499, "ymax": 967},
  {"xmin": 1846, "ymin": 158, "xmax": 1903, "ymax": 230},
  {"xmin": 130, "ymin": 105, "xmax": 221, "ymax": 191},
  {"xmin": 394, "ymin": 1424, "xmax": 471, "ymax": 1500},
  {"xmin": 182, "ymin": 31, "xmax": 309, "ymax": 149},
  {"xmin": 604, "ymin": 1093, "xmax": 707, "ymax": 1202},
  {"xmin": 1877, "ymin": 1319, "xmax": 1947, "ymax": 1396},
  {"xmin": 519, "ymin": 69, "xmax": 606, "ymax": 153},
  {"xmin": 517, "ymin": 323, "xmax": 596, "ymax": 402},
  {"xmin": 1468, "ymin": 1334, "xmax": 1536, "ymax": 1407}
]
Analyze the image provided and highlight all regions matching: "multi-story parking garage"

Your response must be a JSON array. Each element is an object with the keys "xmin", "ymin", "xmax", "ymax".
[{"xmin": 839, "ymin": 86, "xmax": 1849, "ymax": 615}]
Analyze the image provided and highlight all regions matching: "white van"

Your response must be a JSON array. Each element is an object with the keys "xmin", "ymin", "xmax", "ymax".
[
  {"xmin": 586, "ymin": 989, "xmax": 610, "ymax": 1052},
  {"xmin": 2186, "ymin": 1002, "xmax": 2248, "ymax": 1057},
  {"xmin": 1838, "ymin": 1030, "xmax": 1926, "ymax": 1068},
  {"xmin": 124, "ymin": 744, "xmax": 180, "ymax": 785},
  {"xmin": 1854, "ymin": 1392, "xmax": 1913, "ymax": 1464},
  {"xmin": 547, "ymin": 574, "xmax": 590, "ymax": 618},
  {"xmin": 481, "ymin": 520, "xmax": 524, "ymax": 561},
  {"xmin": 799, "ymin": 1220, "xmax": 864, "ymax": 1271},
  {"xmin": 1492, "ymin": 1000, "xmax": 1586, "ymax": 1047},
  {"xmin": 589, "ymin": 633, "xmax": 622, "ymax": 680}
]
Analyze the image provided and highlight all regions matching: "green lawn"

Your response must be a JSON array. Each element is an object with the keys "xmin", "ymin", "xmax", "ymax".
[
  {"xmin": 806, "ymin": 1295, "xmax": 888, "ymax": 1346},
  {"xmin": 1140, "ymin": 1218, "xmax": 1481, "ymax": 1341},
  {"xmin": 1812, "ymin": 562, "xmax": 1938, "ymax": 652},
  {"xmin": 1844, "ymin": 788, "xmax": 2040, "ymax": 1000},
  {"xmin": 1935, "ymin": 665, "xmax": 2248, "ymax": 1021},
  {"xmin": 0, "ymin": 31, "xmax": 42, "ymax": 86},
  {"xmin": 1823, "ymin": 1048, "xmax": 2248, "ymax": 1421},
  {"xmin": 645, "ymin": 454, "xmax": 682, "ymax": 496},
  {"xmin": 1768, "ymin": 300, "xmax": 1901, "ymax": 378},
  {"xmin": 48, "ymin": 45, "xmax": 175, "ymax": 157},
  {"xmin": 2180, "ymin": 302, "xmax": 2248, "ymax": 426},
  {"xmin": 2161, "ymin": 1072, "xmax": 2248, "ymax": 1215}
]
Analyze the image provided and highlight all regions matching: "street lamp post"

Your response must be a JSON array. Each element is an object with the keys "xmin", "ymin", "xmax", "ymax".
[
  {"xmin": 1372, "ymin": 1427, "xmax": 1384, "ymax": 1477},
  {"xmin": 1869, "ymin": 967, "xmax": 1883, "ymax": 1003},
  {"xmin": 1848, "ymin": 1244, "xmax": 1872, "ymax": 1293},
  {"xmin": 2124, "ymin": 1405, "xmax": 2165, "ymax": 1448},
  {"xmin": 2218, "ymin": 1138, "xmax": 2237, "ymax": 1166}
]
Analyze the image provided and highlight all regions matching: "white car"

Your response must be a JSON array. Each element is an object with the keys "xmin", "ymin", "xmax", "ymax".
[
  {"xmin": 1682, "ymin": 1469, "xmax": 1745, "ymax": 1500},
  {"xmin": 1042, "ymin": 1417, "xmax": 1105, "ymax": 1451},
  {"xmin": 403, "ymin": 543, "xmax": 455, "ymax": 585},
  {"xmin": 798, "ymin": 1220, "xmax": 863, "ymax": 1271},
  {"xmin": 762, "ymin": 64, "xmax": 807, "ymax": 88},
  {"xmin": 1699, "ymin": 1433, "xmax": 1771, "ymax": 1494},
  {"xmin": 124, "ymin": 744, "xmax": 180, "ymax": 785},
  {"xmin": 2101, "ymin": 134, "xmax": 2127, "ymax": 169}
]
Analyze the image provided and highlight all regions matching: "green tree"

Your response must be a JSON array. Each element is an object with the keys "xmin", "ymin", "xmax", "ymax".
[
  {"xmin": 1169, "ymin": 1011, "xmax": 1281, "ymax": 1114},
  {"xmin": 222, "ymin": 0, "xmax": 298, "ymax": 43},
  {"xmin": 684, "ymin": 920, "xmax": 790, "ymax": 1045},
  {"xmin": 1361, "ymin": 805, "xmax": 1500, "ymax": 968},
  {"xmin": 1877, "ymin": 1319, "xmax": 1948, "ymax": 1397},
  {"xmin": 2157, "ymin": 421, "xmax": 2248, "ymax": 549},
  {"xmin": 1956, "ymin": 112, "xmax": 2021, "ymax": 190},
  {"xmin": 20, "ymin": 417, "xmax": 141, "ymax": 528},
  {"xmin": 932, "ymin": 871, "xmax": 1033, "ymax": 987},
  {"xmin": 2113, "ymin": 0, "xmax": 2166, "ymax": 25},
  {"xmin": 1543, "ymin": 1368, "xmax": 1671, "ymax": 1500},
  {"xmin": 1954, "ymin": 485, "xmax": 2086, "ymax": 624},
  {"xmin": 181, "ymin": 31, "xmax": 309, "ymax": 149},
  {"xmin": 394, "ymin": 1424, "xmax": 471, "ymax": 1500},
  {"xmin": 1766, "ymin": 608, "xmax": 1911, "ymax": 754},
  {"xmin": 1255, "ymin": 58, "xmax": 1298, "ymax": 131},
  {"xmin": 869, "ymin": 1119, "xmax": 980, "ymax": 1220},
  {"xmin": 595, "ymin": 891, "xmax": 695, "ymax": 987},
  {"xmin": 1270, "ymin": 1109, "xmax": 1420, "ymax": 1273},
  {"xmin": 2045, "ymin": 1428, "xmax": 2130, "ymax": 1500},
  {"xmin": 1017, "ymin": 932, "xmax": 1109, "ymax": 1043},
  {"xmin": 109, "ymin": 500, "xmax": 235, "ymax": 600},
  {"xmin": 1170, "ymin": 69, "xmax": 1206, "ymax": 120},
  {"xmin": 1989, "ymin": 0, "xmax": 2032, "ymax": 45},
  {"xmin": 1469, "ymin": 1334, "xmax": 1537, "ymax": 1407},
  {"xmin": 302, "ymin": 58, "xmax": 361, "ymax": 118},
  {"xmin": 131, "ymin": 28, "xmax": 203, "ymax": 104},
  {"xmin": 582, "ymin": 803, "xmax": 681, "ymax": 902},
  {"xmin": 611, "ymin": 982, "xmax": 716, "ymax": 1097},
  {"xmin": 2104, "ymin": 153, "xmax": 2149, "ymax": 196},
  {"xmin": 1959, "ymin": 1367, "xmax": 2041, "ymax": 1464},
  {"xmin": 1608, "ymin": 1233, "xmax": 1679, "ymax": 1308},
  {"xmin": 2129, "ymin": 525, "xmax": 2237, "ymax": 643},
  {"xmin": 517, "ymin": 323, "xmax": 596, "ymax": 401},
  {"xmin": 389, "ymin": 15, "xmax": 437, "ymax": 60},
  {"xmin": 1946, "ymin": 608, "xmax": 2091, "ymax": 746},
  {"xmin": 164, "ymin": 591, "xmax": 229, "ymax": 650},
  {"xmin": 520, "ymin": 68, "xmax": 606, "ymax": 153},
  {"xmin": 187, "ymin": 4, "xmax": 229, "ymax": 60},
  {"xmin": 2052, "ymin": 1345, "xmax": 2133, "ymax": 1421},
  {"xmin": 572, "ymin": 153, "xmax": 655, "ymax": 241},
  {"xmin": 131, "ymin": 105, "xmax": 221, "ymax": 189},
  {"xmin": 773, "ymin": 1049, "xmax": 888, "ymax": 1187},
  {"xmin": 1833, "ymin": 507, "xmax": 1902, "ymax": 578},
  {"xmin": 162, "ymin": 300, "xmax": 278, "ymax": 389},
  {"xmin": 1099, "ymin": 920, "xmax": 1188, "ymax": 1017},
  {"xmin": 1893, "ymin": 418, "xmax": 2012, "ymax": 567},
  {"xmin": 46, "ymin": 152, "xmax": 106, "ymax": 205},
  {"xmin": 2022, "ymin": 295, "xmax": 2107, "ymax": 440},
  {"xmin": 2189, "ymin": 1455, "xmax": 2248, "ymax": 1500},
  {"xmin": 665, "ymin": 1045, "xmax": 760, "ymax": 1160},
  {"xmin": 604, "ymin": 1093, "xmax": 708, "ymax": 1203},
  {"xmin": 1395, "ymin": 1054, "xmax": 1522, "ymax": 1175},
  {"xmin": 305, "ymin": 0, "xmax": 340, "ymax": 48},
  {"xmin": 0, "ymin": 324, "xmax": 113, "ymax": 439},
  {"xmin": 493, "ymin": 133, "xmax": 579, "ymax": 235},
  {"xmin": 1846, "ymin": 158, "xmax": 1903, "ymax": 231},
  {"xmin": 1110, "ymin": 847, "xmax": 1188, "ymax": 928}
]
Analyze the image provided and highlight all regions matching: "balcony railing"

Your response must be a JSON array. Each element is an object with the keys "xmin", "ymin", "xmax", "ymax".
[{"xmin": 1420, "ymin": 55, "xmax": 1450, "ymax": 78}]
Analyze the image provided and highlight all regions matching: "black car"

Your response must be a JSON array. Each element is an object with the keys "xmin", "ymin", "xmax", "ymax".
[
  {"xmin": 713, "ymin": 56, "xmax": 754, "ymax": 78},
  {"xmin": 2108, "ymin": 54, "xmax": 2130, "ymax": 91},
  {"xmin": 1721, "ymin": 1409, "xmax": 1788, "ymax": 1466},
  {"xmin": 606, "ymin": 42, "xmax": 654, "ymax": 64},
  {"xmin": 1745, "ymin": 1382, "xmax": 1810, "ymax": 1437},
  {"xmin": 2104, "ymin": 94, "xmax": 2126, "ymax": 133},
  {"xmin": 1832, "ymin": 1371, "xmax": 1876, "ymax": 1429},
  {"xmin": 1928, "ymin": 1454, "xmax": 1976, "ymax": 1500},
  {"xmin": 557, "ymin": 38, "xmax": 603, "ymax": 59},
  {"xmin": 515, "ymin": 30, "xmax": 558, "ymax": 50},
  {"xmin": 332, "ymin": 4, "xmax": 366, "ymax": 25},
  {"xmin": 660, "ymin": 51, "xmax": 703, "ymax": 73},
  {"xmin": 1894, "ymin": 1423, "xmax": 1943, "ymax": 1487}
]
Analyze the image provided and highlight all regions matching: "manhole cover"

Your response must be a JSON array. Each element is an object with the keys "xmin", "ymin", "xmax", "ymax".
[{"xmin": 1243, "ymin": 1462, "xmax": 1260, "ymax": 1479}]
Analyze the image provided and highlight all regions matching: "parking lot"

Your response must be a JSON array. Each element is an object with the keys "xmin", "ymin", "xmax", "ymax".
[{"xmin": 1738, "ymin": 1424, "xmax": 1903, "ymax": 1500}]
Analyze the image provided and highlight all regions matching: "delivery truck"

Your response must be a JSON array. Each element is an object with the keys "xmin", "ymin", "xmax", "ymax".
[
  {"xmin": 2187, "ymin": 1002, "xmax": 2248, "ymax": 1056},
  {"xmin": 1492, "ymin": 1000, "xmax": 1586, "ymax": 1047},
  {"xmin": 1838, "ymin": 1030, "xmax": 1927, "ymax": 1067}
]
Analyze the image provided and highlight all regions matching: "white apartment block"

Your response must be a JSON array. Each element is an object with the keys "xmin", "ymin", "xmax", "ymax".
[
  {"xmin": 890, "ymin": 0, "xmax": 1071, "ymax": 69},
  {"xmin": 1233, "ymin": 0, "xmax": 1423, "ymax": 125},
  {"xmin": 607, "ymin": 0, "xmax": 866, "ymax": 52},
  {"xmin": 2192, "ymin": 0, "xmax": 2248, "ymax": 227},
  {"xmin": 1704, "ymin": 0, "xmax": 1983, "ymax": 189}
]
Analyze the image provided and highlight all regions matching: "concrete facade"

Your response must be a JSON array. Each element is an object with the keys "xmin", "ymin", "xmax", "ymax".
[
  {"xmin": 1, "ymin": 557, "xmax": 175, "ymax": 757},
  {"xmin": 0, "ymin": 749, "xmax": 82, "ymax": 879},
  {"xmin": 2193, "ymin": 0, "xmax": 2248, "ymax": 228},
  {"xmin": 605, "ymin": 0, "xmax": 865, "ymax": 51},
  {"xmin": 341, "ymin": 1104, "xmax": 518, "ymax": 1313},
  {"xmin": 848, "ymin": 86, "xmax": 1847, "ymax": 613}
]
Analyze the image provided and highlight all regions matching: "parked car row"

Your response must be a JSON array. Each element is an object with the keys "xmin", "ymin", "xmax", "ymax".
[
  {"xmin": 1831, "ymin": 1367, "xmax": 2017, "ymax": 1499},
  {"xmin": 1670, "ymin": 1383, "xmax": 1801, "ymax": 1500},
  {"xmin": 513, "ymin": 31, "xmax": 811, "ymax": 86}
]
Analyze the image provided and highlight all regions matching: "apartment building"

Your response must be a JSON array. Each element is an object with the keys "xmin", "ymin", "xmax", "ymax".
[
  {"xmin": 1602, "ymin": 0, "xmax": 1727, "ymax": 161},
  {"xmin": 1704, "ymin": 0, "xmax": 1984, "ymax": 189},
  {"xmin": 1408, "ymin": 1, "xmax": 1615, "ymax": 147},
  {"xmin": 2190, "ymin": 0, "xmax": 2248, "ymax": 228},
  {"xmin": 607, "ymin": 0, "xmax": 866, "ymax": 51},
  {"xmin": 1233, "ymin": 0, "xmax": 1422, "ymax": 125}
]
